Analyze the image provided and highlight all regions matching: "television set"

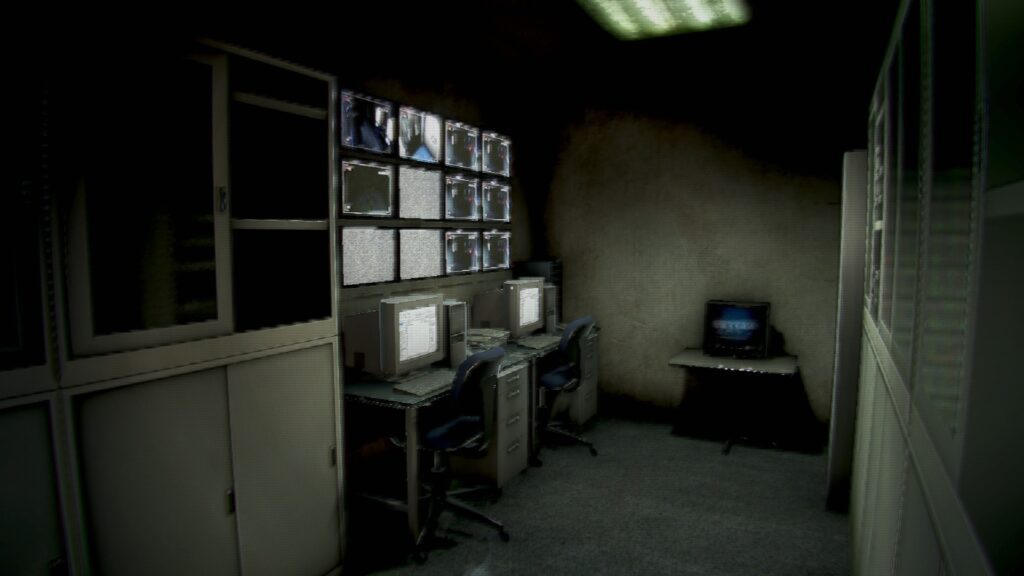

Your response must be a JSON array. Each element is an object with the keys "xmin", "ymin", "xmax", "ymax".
[
  {"xmin": 398, "ymin": 165, "xmax": 442, "ymax": 219},
  {"xmin": 341, "ymin": 227, "xmax": 395, "ymax": 286},
  {"xmin": 398, "ymin": 106, "xmax": 441, "ymax": 163},
  {"xmin": 340, "ymin": 91, "xmax": 394, "ymax": 154},
  {"xmin": 445, "ymin": 175, "xmax": 479, "ymax": 220},
  {"xmin": 702, "ymin": 300, "xmax": 771, "ymax": 358},
  {"xmin": 343, "ymin": 293, "xmax": 444, "ymax": 379},
  {"xmin": 481, "ymin": 132, "xmax": 511, "ymax": 177},
  {"xmin": 481, "ymin": 180, "xmax": 510, "ymax": 222},
  {"xmin": 341, "ymin": 160, "xmax": 393, "ymax": 217},
  {"xmin": 445, "ymin": 230, "xmax": 479, "ymax": 274},
  {"xmin": 444, "ymin": 120, "xmax": 479, "ymax": 171},
  {"xmin": 399, "ymin": 229, "xmax": 443, "ymax": 280},
  {"xmin": 481, "ymin": 231, "xmax": 511, "ymax": 271},
  {"xmin": 471, "ymin": 278, "xmax": 544, "ymax": 339}
]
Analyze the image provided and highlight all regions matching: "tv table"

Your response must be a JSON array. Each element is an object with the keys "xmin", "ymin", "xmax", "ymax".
[{"xmin": 668, "ymin": 348, "xmax": 802, "ymax": 454}]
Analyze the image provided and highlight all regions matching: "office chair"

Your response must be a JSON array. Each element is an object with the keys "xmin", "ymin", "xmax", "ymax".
[
  {"xmin": 415, "ymin": 346, "xmax": 509, "ymax": 562},
  {"xmin": 533, "ymin": 316, "xmax": 598, "ymax": 465}
]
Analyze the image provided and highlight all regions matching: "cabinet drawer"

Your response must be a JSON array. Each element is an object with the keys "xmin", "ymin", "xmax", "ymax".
[{"xmin": 497, "ymin": 435, "xmax": 528, "ymax": 485}]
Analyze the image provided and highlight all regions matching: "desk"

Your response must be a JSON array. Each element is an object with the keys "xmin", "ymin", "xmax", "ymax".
[{"xmin": 668, "ymin": 348, "xmax": 800, "ymax": 454}]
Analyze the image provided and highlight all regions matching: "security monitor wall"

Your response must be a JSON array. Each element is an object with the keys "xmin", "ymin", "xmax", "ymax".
[
  {"xmin": 398, "ymin": 106, "xmax": 441, "ymax": 163},
  {"xmin": 340, "ymin": 91, "xmax": 394, "ymax": 154},
  {"xmin": 481, "ymin": 132, "xmax": 511, "ymax": 177},
  {"xmin": 444, "ymin": 120, "xmax": 479, "ymax": 171}
]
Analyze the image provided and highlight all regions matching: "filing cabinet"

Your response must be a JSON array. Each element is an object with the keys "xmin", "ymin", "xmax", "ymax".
[{"xmin": 569, "ymin": 328, "xmax": 599, "ymax": 426}]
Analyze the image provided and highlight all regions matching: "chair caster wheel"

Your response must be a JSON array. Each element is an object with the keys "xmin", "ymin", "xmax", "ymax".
[
  {"xmin": 589, "ymin": 447, "xmax": 598, "ymax": 457},
  {"xmin": 499, "ymin": 530, "xmax": 510, "ymax": 542}
]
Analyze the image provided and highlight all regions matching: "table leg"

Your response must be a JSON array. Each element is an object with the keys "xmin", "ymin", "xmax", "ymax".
[{"xmin": 405, "ymin": 406, "xmax": 419, "ymax": 542}]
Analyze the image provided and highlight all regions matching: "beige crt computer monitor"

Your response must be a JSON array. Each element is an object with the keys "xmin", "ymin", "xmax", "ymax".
[
  {"xmin": 472, "ymin": 278, "xmax": 544, "ymax": 339},
  {"xmin": 345, "ymin": 293, "xmax": 444, "ymax": 378}
]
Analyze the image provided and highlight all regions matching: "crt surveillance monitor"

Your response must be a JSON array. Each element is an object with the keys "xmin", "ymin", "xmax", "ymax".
[
  {"xmin": 445, "ymin": 175, "xmax": 479, "ymax": 220},
  {"xmin": 381, "ymin": 294, "xmax": 444, "ymax": 378},
  {"xmin": 445, "ymin": 230, "xmax": 480, "ymax": 274},
  {"xmin": 481, "ymin": 132, "xmax": 511, "ymax": 176},
  {"xmin": 703, "ymin": 300, "xmax": 770, "ymax": 358},
  {"xmin": 340, "ymin": 91, "xmax": 394, "ymax": 154},
  {"xmin": 481, "ymin": 180, "xmax": 510, "ymax": 222},
  {"xmin": 341, "ymin": 160, "xmax": 393, "ymax": 217},
  {"xmin": 398, "ymin": 106, "xmax": 441, "ymax": 163},
  {"xmin": 445, "ymin": 120, "xmax": 480, "ymax": 171},
  {"xmin": 506, "ymin": 278, "xmax": 544, "ymax": 339},
  {"xmin": 481, "ymin": 231, "xmax": 511, "ymax": 271}
]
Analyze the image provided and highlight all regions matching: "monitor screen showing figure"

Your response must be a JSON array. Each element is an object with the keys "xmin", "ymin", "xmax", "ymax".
[
  {"xmin": 518, "ymin": 286, "xmax": 540, "ymax": 328},
  {"xmin": 703, "ymin": 300, "xmax": 770, "ymax": 358},
  {"xmin": 398, "ymin": 305, "xmax": 439, "ymax": 362},
  {"xmin": 398, "ymin": 106, "xmax": 441, "ymax": 163},
  {"xmin": 481, "ymin": 180, "xmax": 510, "ymax": 222},
  {"xmin": 481, "ymin": 231, "xmax": 511, "ymax": 270},
  {"xmin": 481, "ymin": 132, "xmax": 511, "ymax": 176},
  {"xmin": 341, "ymin": 91, "xmax": 394, "ymax": 154},
  {"xmin": 445, "ymin": 175, "xmax": 479, "ymax": 220},
  {"xmin": 398, "ymin": 165, "xmax": 442, "ymax": 219},
  {"xmin": 445, "ymin": 120, "xmax": 479, "ymax": 171},
  {"xmin": 445, "ymin": 231, "xmax": 479, "ymax": 274},
  {"xmin": 341, "ymin": 160, "xmax": 393, "ymax": 216}
]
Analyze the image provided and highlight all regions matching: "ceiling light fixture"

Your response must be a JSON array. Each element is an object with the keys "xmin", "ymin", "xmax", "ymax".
[{"xmin": 577, "ymin": 0, "xmax": 751, "ymax": 40}]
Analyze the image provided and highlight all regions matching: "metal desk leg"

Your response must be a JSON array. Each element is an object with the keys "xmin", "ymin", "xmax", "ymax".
[{"xmin": 405, "ymin": 406, "xmax": 419, "ymax": 542}]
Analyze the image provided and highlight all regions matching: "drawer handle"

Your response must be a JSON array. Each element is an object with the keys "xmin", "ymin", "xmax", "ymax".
[
  {"xmin": 506, "ymin": 442, "xmax": 521, "ymax": 454},
  {"xmin": 507, "ymin": 388, "xmax": 521, "ymax": 399},
  {"xmin": 506, "ymin": 415, "xmax": 521, "ymax": 426}
]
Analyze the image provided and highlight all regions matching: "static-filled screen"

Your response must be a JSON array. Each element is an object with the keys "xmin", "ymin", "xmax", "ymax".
[
  {"xmin": 518, "ymin": 287, "xmax": 540, "ymax": 328},
  {"xmin": 342, "ymin": 227, "xmax": 395, "ymax": 285},
  {"xmin": 398, "ymin": 305, "xmax": 438, "ymax": 362},
  {"xmin": 445, "ymin": 176, "xmax": 479, "ymax": 220},
  {"xmin": 445, "ymin": 121, "xmax": 479, "ymax": 170},
  {"xmin": 398, "ymin": 165, "xmax": 442, "ymax": 219},
  {"xmin": 399, "ymin": 229, "xmax": 443, "ymax": 280},
  {"xmin": 342, "ymin": 161, "xmax": 392, "ymax": 216},
  {"xmin": 445, "ymin": 232, "xmax": 479, "ymax": 274},
  {"xmin": 481, "ymin": 132, "xmax": 511, "ymax": 176},
  {"xmin": 398, "ymin": 107, "xmax": 441, "ymax": 163},
  {"xmin": 482, "ymin": 232, "xmax": 510, "ymax": 270},
  {"xmin": 481, "ymin": 181, "xmax": 510, "ymax": 222},
  {"xmin": 341, "ymin": 91, "xmax": 393, "ymax": 154}
]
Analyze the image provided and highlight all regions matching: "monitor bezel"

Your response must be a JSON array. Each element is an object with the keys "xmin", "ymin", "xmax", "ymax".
[
  {"xmin": 481, "ymin": 230, "xmax": 511, "ymax": 271},
  {"xmin": 380, "ymin": 293, "xmax": 445, "ymax": 377},
  {"xmin": 341, "ymin": 159, "xmax": 395, "ymax": 217},
  {"xmin": 444, "ymin": 120, "xmax": 480, "ymax": 171},
  {"xmin": 444, "ymin": 230, "xmax": 481, "ymax": 275},
  {"xmin": 340, "ymin": 90, "xmax": 395, "ymax": 155},
  {"xmin": 481, "ymin": 180, "xmax": 511, "ymax": 222},
  {"xmin": 481, "ymin": 131, "xmax": 512, "ymax": 177},
  {"xmin": 444, "ymin": 174, "xmax": 480, "ymax": 221},
  {"xmin": 505, "ymin": 277, "xmax": 545, "ymax": 339},
  {"xmin": 397, "ymin": 105, "xmax": 442, "ymax": 164},
  {"xmin": 702, "ymin": 300, "xmax": 771, "ymax": 358}
]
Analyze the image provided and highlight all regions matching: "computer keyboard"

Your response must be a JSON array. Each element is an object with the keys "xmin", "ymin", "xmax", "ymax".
[
  {"xmin": 393, "ymin": 369, "xmax": 456, "ymax": 397},
  {"xmin": 515, "ymin": 334, "xmax": 562, "ymax": 350}
]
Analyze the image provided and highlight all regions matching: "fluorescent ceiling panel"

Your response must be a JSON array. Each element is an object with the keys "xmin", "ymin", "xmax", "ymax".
[{"xmin": 578, "ymin": 0, "xmax": 750, "ymax": 40}]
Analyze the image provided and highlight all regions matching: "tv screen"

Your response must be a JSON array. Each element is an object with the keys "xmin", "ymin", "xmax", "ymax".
[
  {"xmin": 481, "ymin": 132, "xmax": 511, "ymax": 176},
  {"xmin": 340, "ymin": 91, "xmax": 394, "ymax": 154},
  {"xmin": 341, "ymin": 160, "xmax": 393, "ymax": 217},
  {"xmin": 444, "ymin": 120, "xmax": 479, "ymax": 171},
  {"xmin": 481, "ymin": 180, "xmax": 510, "ymax": 222},
  {"xmin": 445, "ymin": 231, "xmax": 479, "ymax": 274},
  {"xmin": 481, "ymin": 231, "xmax": 511, "ymax": 271},
  {"xmin": 703, "ymin": 300, "xmax": 770, "ymax": 358},
  {"xmin": 398, "ymin": 106, "xmax": 441, "ymax": 163},
  {"xmin": 445, "ymin": 175, "xmax": 479, "ymax": 220},
  {"xmin": 399, "ymin": 229, "xmax": 443, "ymax": 280},
  {"xmin": 341, "ymin": 227, "xmax": 395, "ymax": 286},
  {"xmin": 398, "ymin": 165, "xmax": 442, "ymax": 219}
]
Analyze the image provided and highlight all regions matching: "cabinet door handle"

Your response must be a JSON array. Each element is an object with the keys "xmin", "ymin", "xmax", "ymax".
[
  {"xmin": 506, "ymin": 442, "xmax": 520, "ymax": 454},
  {"xmin": 506, "ymin": 415, "xmax": 521, "ymax": 427},
  {"xmin": 506, "ymin": 387, "xmax": 521, "ymax": 400},
  {"xmin": 226, "ymin": 488, "xmax": 236, "ymax": 515},
  {"xmin": 330, "ymin": 445, "xmax": 337, "ymax": 467},
  {"xmin": 218, "ymin": 186, "xmax": 229, "ymax": 213}
]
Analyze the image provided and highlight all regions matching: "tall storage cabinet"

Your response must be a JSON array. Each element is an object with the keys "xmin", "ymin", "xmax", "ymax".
[{"xmin": 569, "ymin": 327, "xmax": 599, "ymax": 427}]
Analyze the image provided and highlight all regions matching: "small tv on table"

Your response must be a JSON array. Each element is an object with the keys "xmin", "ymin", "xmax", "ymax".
[{"xmin": 703, "ymin": 300, "xmax": 770, "ymax": 358}]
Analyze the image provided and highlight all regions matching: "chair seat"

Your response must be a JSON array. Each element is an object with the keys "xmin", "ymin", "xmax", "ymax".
[
  {"xmin": 424, "ymin": 415, "xmax": 485, "ymax": 452},
  {"xmin": 540, "ymin": 364, "xmax": 578, "ymax": 392}
]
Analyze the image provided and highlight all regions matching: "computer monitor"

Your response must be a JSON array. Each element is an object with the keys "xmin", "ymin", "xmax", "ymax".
[
  {"xmin": 481, "ymin": 180, "xmax": 510, "ymax": 222},
  {"xmin": 398, "ymin": 106, "xmax": 441, "ymax": 163},
  {"xmin": 445, "ymin": 174, "xmax": 479, "ymax": 220},
  {"xmin": 340, "ymin": 91, "xmax": 394, "ymax": 154},
  {"xmin": 445, "ymin": 230, "xmax": 480, "ymax": 274},
  {"xmin": 341, "ymin": 160, "xmax": 393, "ymax": 217},
  {"xmin": 702, "ymin": 300, "xmax": 771, "ymax": 358},
  {"xmin": 481, "ymin": 231, "xmax": 511, "ymax": 271},
  {"xmin": 344, "ymin": 293, "xmax": 444, "ymax": 378},
  {"xmin": 444, "ymin": 120, "xmax": 479, "ymax": 171},
  {"xmin": 399, "ymin": 229, "xmax": 443, "ymax": 280},
  {"xmin": 471, "ymin": 278, "xmax": 544, "ymax": 339},
  {"xmin": 398, "ymin": 165, "xmax": 443, "ymax": 219},
  {"xmin": 481, "ymin": 132, "xmax": 511, "ymax": 177}
]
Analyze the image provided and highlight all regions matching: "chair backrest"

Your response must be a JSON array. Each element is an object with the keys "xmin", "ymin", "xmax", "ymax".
[
  {"xmin": 559, "ymin": 316, "xmax": 595, "ymax": 367},
  {"xmin": 451, "ymin": 346, "xmax": 505, "ymax": 419}
]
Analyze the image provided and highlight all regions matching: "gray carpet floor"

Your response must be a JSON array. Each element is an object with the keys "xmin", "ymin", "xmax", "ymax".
[{"xmin": 346, "ymin": 415, "xmax": 849, "ymax": 575}]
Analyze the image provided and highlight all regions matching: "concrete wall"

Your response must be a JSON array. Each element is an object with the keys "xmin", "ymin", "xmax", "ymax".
[{"xmin": 547, "ymin": 110, "xmax": 840, "ymax": 420}]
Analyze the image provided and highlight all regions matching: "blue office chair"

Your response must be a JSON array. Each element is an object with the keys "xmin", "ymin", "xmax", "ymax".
[
  {"xmin": 534, "ymin": 316, "xmax": 598, "ymax": 464},
  {"xmin": 415, "ymin": 346, "xmax": 509, "ymax": 562}
]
